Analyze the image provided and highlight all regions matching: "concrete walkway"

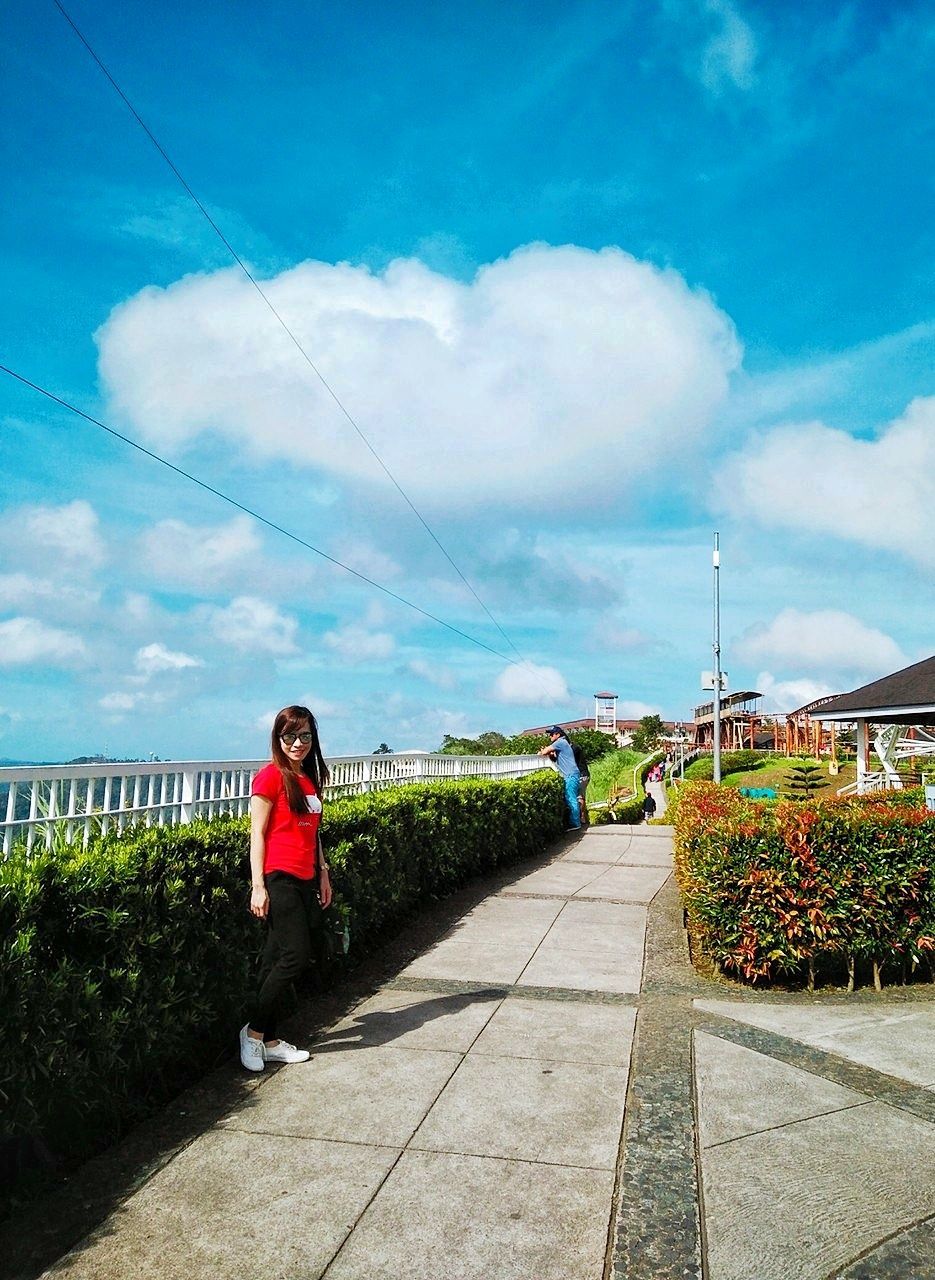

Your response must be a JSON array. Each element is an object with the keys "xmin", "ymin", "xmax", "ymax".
[{"xmin": 23, "ymin": 816, "xmax": 935, "ymax": 1280}]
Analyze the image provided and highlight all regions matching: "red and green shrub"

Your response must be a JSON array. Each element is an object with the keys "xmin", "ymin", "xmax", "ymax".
[{"xmin": 672, "ymin": 781, "xmax": 935, "ymax": 988}]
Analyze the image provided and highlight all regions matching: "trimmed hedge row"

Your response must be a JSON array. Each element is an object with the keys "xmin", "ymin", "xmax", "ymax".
[
  {"xmin": 672, "ymin": 781, "xmax": 935, "ymax": 988},
  {"xmin": 0, "ymin": 770, "xmax": 564, "ymax": 1176}
]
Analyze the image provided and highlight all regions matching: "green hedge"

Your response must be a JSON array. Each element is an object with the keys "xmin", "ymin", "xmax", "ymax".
[
  {"xmin": 672, "ymin": 781, "xmax": 935, "ymax": 988},
  {"xmin": 683, "ymin": 750, "xmax": 767, "ymax": 782},
  {"xmin": 0, "ymin": 771, "xmax": 564, "ymax": 1178}
]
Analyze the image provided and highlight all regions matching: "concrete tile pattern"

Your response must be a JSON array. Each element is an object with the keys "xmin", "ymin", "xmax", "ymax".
[
  {"xmin": 42, "ymin": 1129, "xmax": 399, "ymax": 1280},
  {"xmin": 696, "ymin": 999, "xmax": 935, "ymax": 1089},
  {"xmin": 324, "ymin": 1150, "xmax": 615, "ymax": 1280},
  {"xmin": 559, "ymin": 841, "xmax": 673, "ymax": 866},
  {"xmin": 471, "ymin": 994, "xmax": 637, "ymax": 1065},
  {"xmin": 836, "ymin": 1216, "xmax": 935, "ymax": 1280},
  {"xmin": 500, "ymin": 862, "xmax": 606, "ymax": 897},
  {"xmin": 701, "ymin": 1101, "xmax": 935, "ymax": 1280},
  {"xmin": 223, "ymin": 1044, "xmax": 461, "ymax": 1146},
  {"xmin": 573, "ymin": 864, "xmax": 670, "ymax": 902},
  {"xmin": 694, "ymin": 1030, "xmax": 867, "ymax": 1147},
  {"xmin": 410, "ymin": 1053, "xmax": 628, "ymax": 1167},
  {"xmin": 517, "ymin": 900, "xmax": 647, "ymax": 994},
  {"xmin": 313, "ymin": 986, "xmax": 503, "ymax": 1053}
]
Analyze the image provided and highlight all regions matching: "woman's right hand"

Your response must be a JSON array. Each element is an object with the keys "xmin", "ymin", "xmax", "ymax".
[{"xmin": 250, "ymin": 885, "xmax": 269, "ymax": 919}]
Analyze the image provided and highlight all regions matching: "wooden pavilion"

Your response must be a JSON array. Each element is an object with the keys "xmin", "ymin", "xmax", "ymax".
[{"xmin": 817, "ymin": 655, "xmax": 935, "ymax": 794}]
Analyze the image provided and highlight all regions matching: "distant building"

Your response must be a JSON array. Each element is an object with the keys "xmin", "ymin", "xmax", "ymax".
[{"xmin": 521, "ymin": 717, "xmax": 679, "ymax": 748}]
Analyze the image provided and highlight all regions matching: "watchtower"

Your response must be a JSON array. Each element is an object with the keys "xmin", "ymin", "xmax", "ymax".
[{"xmin": 594, "ymin": 691, "xmax": 618, "ymax": 735}]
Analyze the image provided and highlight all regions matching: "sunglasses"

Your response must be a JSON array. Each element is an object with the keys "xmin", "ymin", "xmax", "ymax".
[{"xmin": 280, "ymin": 731, "xmax": 313, "ymax": 746}]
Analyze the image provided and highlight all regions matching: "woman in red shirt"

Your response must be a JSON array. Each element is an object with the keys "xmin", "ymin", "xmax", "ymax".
[{"xmin": 239, "ymin": 704, "xmax": 332, "ymax": 1072}]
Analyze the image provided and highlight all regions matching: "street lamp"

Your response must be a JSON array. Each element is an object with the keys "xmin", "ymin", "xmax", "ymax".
[{"xmin": 713, "ymin": 532, "xmax": 722, "ymax": 785}]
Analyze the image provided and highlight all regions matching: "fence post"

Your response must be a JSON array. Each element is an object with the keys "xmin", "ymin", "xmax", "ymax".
[
  {"xmin": 180, "ymin": 767, "xmax": 196, "ymax": 824},
  {"xmin": 362, "ymin": 758, "xmax": 373, "ymax": 794}
]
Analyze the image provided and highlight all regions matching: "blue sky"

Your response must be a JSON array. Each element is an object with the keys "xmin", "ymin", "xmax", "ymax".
[{"xmin": 1, "ymin": 0, "xmax": 933, "ymax": 761}]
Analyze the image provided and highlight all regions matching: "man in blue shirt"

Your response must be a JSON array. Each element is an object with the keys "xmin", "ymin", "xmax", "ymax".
[{"xmin": 539, "ymin": 726, "xmax": 581, "ymax": 830}]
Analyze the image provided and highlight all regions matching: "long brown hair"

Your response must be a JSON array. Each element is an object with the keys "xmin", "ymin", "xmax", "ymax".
[{"xmin": 270, "ymin": 705, "xmax": 330, "ymax": 814}]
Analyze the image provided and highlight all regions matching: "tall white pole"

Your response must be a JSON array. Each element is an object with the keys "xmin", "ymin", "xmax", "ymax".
[{"xmin": 713, "ymin": 532, "xmax": 722, "ymax": 784}]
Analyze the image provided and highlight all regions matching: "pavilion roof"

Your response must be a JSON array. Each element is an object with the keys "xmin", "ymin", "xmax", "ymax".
[{"xmin": 818, "ymin": 655, "xmax": 935, "ymax": 723}]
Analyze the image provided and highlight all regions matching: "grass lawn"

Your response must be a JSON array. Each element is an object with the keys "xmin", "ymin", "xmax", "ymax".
[
  {"xmin": 723, "ymin": 756, "xmax": 857, "ymax": 798},
  {"xmin": 586, "ymin": 749, "xmax": 647, "ymax": 805}
]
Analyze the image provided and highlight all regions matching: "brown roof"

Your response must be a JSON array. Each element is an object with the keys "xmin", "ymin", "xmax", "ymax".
[
  {"xmin": 818, "ymin": 655, "xmax": 935, "ymax": 722},
  {"xmin": 521, "ymin": 718, "xmax": 678, "ymax": 735}
]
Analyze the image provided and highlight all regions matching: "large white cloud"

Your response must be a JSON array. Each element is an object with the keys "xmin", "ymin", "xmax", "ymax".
[
  {"xmin": 96, "ymin": 244, "xmax": 740, "ymax": 512},
  {"xmin": 323, "ymin": 622, "xmax": 395, "ymax": 663},
  {"xmin": 0, "ymin": 617, "xmax": 88, "ymax": 667},
  {"xmin": 716, "ymin": 396, "xmax": 935, "ymax": 567},
  {"xmin": 202, "ymin": 596, "xmax": 299, "ymax": 655},
  {"xmin": 134, "ymin": 643, "xmax": 204, "ymax": 676},
  {"xmin": 490, "ymin": 662, "xmax": 570, "ymax": 705},
  {"xmin": 24, "ymin": 500, "xmax": 105, "ymax": 565},
  {"xmin": 734, "ymin": 609, "xmax": 906, "ymax": 679},
  {"xmin": 1, "ymin": 500, "xmax": 105, "ymax": 574},
  {"xmin": 754, "ymin": 671, "xmax": 838, "ymax": 715},
  {"xmin": 140, "ymin": 515, "xmax": 262, "ymax": 591}
]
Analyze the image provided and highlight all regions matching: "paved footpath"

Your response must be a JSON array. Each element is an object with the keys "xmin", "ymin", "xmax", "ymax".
[{"xmin": 22, "ymin": 798, "xmax": 935, "ymax": 1280}]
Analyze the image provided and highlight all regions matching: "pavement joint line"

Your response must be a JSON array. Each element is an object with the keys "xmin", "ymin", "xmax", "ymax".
[
  {"xmin": 690, "ymin": 1024, "xmax": 711, "ymax": 1280},
  {"xmin": 213, "ymin": 1124, "xmax": 402, "ymax": 1152},
  {"xmin": 318, "ymin": 1143, "xmax": 408, "ymax": 1280},
  {"xmin": 512, "ymin": 895, "xmax": 580, "ymax": 987},
  {"xmin": 318, "ymin": 1032, "xmax": 471, "ymax": 1280},
  {"xmin": 701, "ymin": 1099, "xmax": 875, "ymax": 1151},
  {"xmin": 403, "ymin": 1144, "xmax": 617, "ymax": 1172},
  {"xmin": 613, "ymin": 992, "xmax": 702, "ymax": 1280},
  {"xmin": 601, "ymin": 1003, "xmax": 638, "ymax": 1280},
  {"xmin": 693, "ymin": 1013, "xmax": 935, "ymax": 1126},
  {"xmin": 824, "ymin": 1209, "xmax": 935, "ymax": 1280},
  {"xmin": 403, "ymin": 977, "xmax": 509, "ymax": 1151},
  {"xmin": 500, "ymin": 889, "xmax": 660, "ymax": 905},
  {"xmin": 385, "ymin": 975, "xmax": 639, "ymax": 1005}
]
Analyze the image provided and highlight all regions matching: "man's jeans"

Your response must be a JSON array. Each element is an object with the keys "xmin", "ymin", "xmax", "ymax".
[{"xmin": 563, "ymin": 770, "xmax": 581, "ymax": 829}]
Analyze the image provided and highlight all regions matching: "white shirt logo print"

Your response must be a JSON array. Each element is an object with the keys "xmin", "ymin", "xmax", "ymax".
[{"xmin": 305, "ymin": 794, "xmax": 322, "ymax": 815}]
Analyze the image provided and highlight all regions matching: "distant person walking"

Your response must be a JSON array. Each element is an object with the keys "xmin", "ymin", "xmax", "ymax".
[
  {"xmin": 240, "ymin": 705, "xmax": 332, "ymax": 1072},
  {"xmin": 642, "ymin": 790, "xmax": 657, "ymax": 822},
  {"xmin": 539, "ymin": 726, "xmax": 581, "ymax": 830}
]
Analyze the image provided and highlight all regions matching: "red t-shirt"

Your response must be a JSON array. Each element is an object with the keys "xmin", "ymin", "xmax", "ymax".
[{"xmin": 251, "ymin": 763, "xmax": 321, "ymax": 879}]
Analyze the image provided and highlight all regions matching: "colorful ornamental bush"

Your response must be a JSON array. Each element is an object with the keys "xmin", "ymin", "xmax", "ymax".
[{"xmin": 672, "ymin": 781, "xmax": 935, "ymax": 988}]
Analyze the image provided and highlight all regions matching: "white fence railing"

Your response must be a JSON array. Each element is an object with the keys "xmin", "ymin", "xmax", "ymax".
[{"xmin": 0, "ymin": 753, "xmax": 547, "ymax": 855}]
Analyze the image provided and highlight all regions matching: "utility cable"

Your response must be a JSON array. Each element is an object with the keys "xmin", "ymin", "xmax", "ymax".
[
  {"xmin": 0, "ymin": 363, "xmax": 518, "ymax": 665},
  {"xmin": 52, "ymin": 0, "xmax": 542, "ymax": 684}
]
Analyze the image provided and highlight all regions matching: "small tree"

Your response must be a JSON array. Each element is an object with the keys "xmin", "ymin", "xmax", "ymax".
[
  {"xmin": 632, "ymin": 714, "xmax": 665, "ymax": 753},
  {"xmin": 787, "ymin": 760, "xmax": 822, "ymax": 800},
  {"xmin": 438, "ymin": 734, "xmax": 483, "ymax": 755},
  {"xmin": 568, "ymin": 728, "xmax": 617, "ymax": 765},
  {"xmin": 496, "ymin": 733, "xmax": 549, "ymax": 755},
  {"xmin": 373, "ymin": 743, "xmax": 393, "ymax": 755}
]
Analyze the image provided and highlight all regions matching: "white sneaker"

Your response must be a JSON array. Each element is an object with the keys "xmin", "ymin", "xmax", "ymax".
[
  {"xmin": 239, "ymin": 1024, "xmax": 265, "ymax": 1072},
  {"xmin": 263, "ymin": 1039, "xmax": 310, "ymax": 1064}
]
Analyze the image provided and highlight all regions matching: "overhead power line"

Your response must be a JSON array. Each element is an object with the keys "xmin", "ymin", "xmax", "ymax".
[
  {"xmin": 52, "ymin": 0, "xmax": 538, "ymax": 679},
  {"xmin": 0, "ymin": 363, "xmax": 519, "ymax": 666}
]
